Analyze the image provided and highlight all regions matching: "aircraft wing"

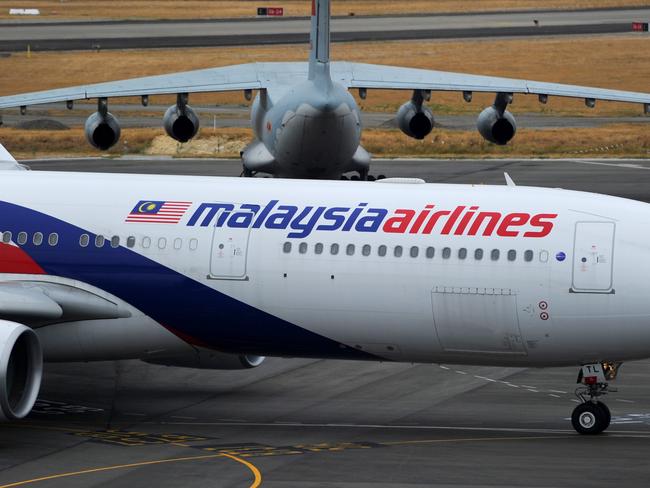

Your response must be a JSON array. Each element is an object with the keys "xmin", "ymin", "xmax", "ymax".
[
  {"xmin": 334, "ymin": 62, "xmax": 650, "ymax": 107},
  {"xmin": 0, "ymin": 62, "xmax": 275, "ymax": 109}
]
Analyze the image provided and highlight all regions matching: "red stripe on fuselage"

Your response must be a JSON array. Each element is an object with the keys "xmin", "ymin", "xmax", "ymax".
[{"xmin": 0, "ymin": 243, "xmax": 46, "ymax": 274}]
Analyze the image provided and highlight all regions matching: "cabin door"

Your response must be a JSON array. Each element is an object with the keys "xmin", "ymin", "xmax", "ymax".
[
  {"xmin": 209, "ymin": 211, "xmax": 254, "ymax": 280},
  {"xmin": 571, "ymin": 222, "xmax": 615, "ymax": 293}
]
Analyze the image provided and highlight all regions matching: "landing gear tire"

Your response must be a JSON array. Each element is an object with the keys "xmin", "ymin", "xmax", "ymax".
[
  {"xmin": 571, "ymin": 402, "xmax": 609, "ymax": 435},
  {"xmin": 595, "ymin": 401, "xmax": 611, "ymax": 428}
]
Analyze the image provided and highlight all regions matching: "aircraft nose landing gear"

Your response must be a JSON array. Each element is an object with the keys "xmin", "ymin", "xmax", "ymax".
[{"xmin": 571, "ymin": 362, "xmax": 620, "ymax": 435}]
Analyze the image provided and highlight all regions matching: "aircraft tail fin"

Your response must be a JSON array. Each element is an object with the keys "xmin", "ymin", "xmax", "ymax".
[{"xmin": 308, "ymin": 0, "xmax": 331, "ymax": 81}]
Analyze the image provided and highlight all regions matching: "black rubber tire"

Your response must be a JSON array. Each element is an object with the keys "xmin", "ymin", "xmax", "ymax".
[
  {"xmin": 571, "ymin": 402, "xmax": 608, "ymax": 435},
  {"xmin": 594, "ymin": 401, "xmax": 611, "ymax": 430}
]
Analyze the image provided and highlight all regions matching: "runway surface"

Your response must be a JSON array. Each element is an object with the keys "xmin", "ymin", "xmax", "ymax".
[
  {"xmin": 4, "ymin": 103, "xmax": 650, "ymax": 131},
  {"xmin": 0, "ymin": 8, "xmax": 648, "ymax": 51},
  {"xmin": 2, "ymin": 157, "xmax": 650, "ymax": 487}
]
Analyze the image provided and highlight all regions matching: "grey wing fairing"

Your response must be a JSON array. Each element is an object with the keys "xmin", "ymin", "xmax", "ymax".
[
  {"xmin": 0, "ymin": 281, "xmax": 131, "ymax": 326},
  {"xmin": 332, "ymin": 62, "xmax": 650, "ymax": 107}
]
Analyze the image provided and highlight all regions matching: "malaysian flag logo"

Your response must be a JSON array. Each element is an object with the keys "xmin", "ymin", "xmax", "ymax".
[{"xmin": 125, "ymin": 200, "xmax": 192, "ymax": 224}]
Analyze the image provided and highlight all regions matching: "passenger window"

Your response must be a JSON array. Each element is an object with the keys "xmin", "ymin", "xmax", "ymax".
[
  {"xmin": 2, "ymin": 231, "xmax": 11, "ymax": 243},
  {"xmin": 299, "ymin": 242, "xmax": 308, "ymax": 254},
  {"xmin": 127, "ymin": 236, "xmax": 136, "ymax": 248},
  {"xmin": 283, "ymin": 242, "xmax": 292, "ymax": 253},
  {"xmin": 79, "ymin": 234, "xmax": 89, "ymax": 247},
  {"xmin": 158, "ymin": 237, "xmax": 167, "ymax": 249},
  {"xmin": 33, "ymin": 232, "xmax": 43, "ymax": 246},
  {"xmin": 442, "ymin": 247, "xmax": 451, "ymax": 259},
  {"xmin": 524, "ymin": 250, "xmax": 533, "ymax": 262},
  {"xmin": 394, "ymin": 246, "xmax": 403, "ymax": 258},
  {"xmin": 315, "ymin": 243, "xmax": 324, "ymax": 255},
  {"xmin": 362, "ymin": 244, "xmax": 371, "ymax": 256},
  {"xmin": 189, "ymin": 238, "xmax": 198, "ymax": 251},
  {"xmin": 346, "ymin": 244, "xmax": 355, "ymax": 256},
  {"xmin": 458, "ymin": 248, "xmax": 467, "ymax": 260},
  {"xmin": 491, "ymin": 249, "xmax": 500, "ymax": 261},
  {"xmin": 95, "ymin": 235, "xmax": 105, "ymax": 248},
  {"xmin": 110, "ymin": 236, "xmax": 120, "ymax": 248},
  {"xmin": 425, "ymin": 247, "xmax": 435, "ymax": 259},
  {"xmin": 17, "ymin": 232, "xmax": 27, "ymax": 245},
  {"xmin": 409, "ymin": 246, "xmax": 419, "ymax": 258},
  {"xmin": 508, "ymin": 249, "xmax": 517, "ymax": 261},
  {"xmin": 330, "ymin": 243, "xmax": 339, "ymax": 255},
  {"xmin": 539, "ymin": 250, "xmax": 549, "ymax": 263},
  {"xmin": 48, "ymin": 233, "xmax": 58, "ymax": 246},
  {"xmin": 174, "ymin": 238, "xmax": 182, "ymax": 250},
  {"xmin": 378, "ymin": 245, "xmax": 387, "ymax": 257},
  {"xmin": 142, "ymin": 236, "xmax": 151, "ymax": 249},
  {"xmin": 474, "ymin": 248, "xmax": 483, "ymax": 260}
]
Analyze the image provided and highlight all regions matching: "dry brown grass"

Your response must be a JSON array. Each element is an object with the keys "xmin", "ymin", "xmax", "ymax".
[
  {"xmin": 1, "ymin": 1, "xmax": 648, "ymax": 20},
  {"xmin": 2, "ymin": 36, "xmax": 650, "ymax": 116},
  {"xmin": 2, "ymin": 125, "xmax": 648, "ymax": 159},
  {"xmin": 362, "ymin": 124, "xmax": 650, "ymax": 158}
]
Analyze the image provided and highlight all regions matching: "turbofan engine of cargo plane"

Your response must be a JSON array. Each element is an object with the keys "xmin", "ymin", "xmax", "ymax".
[
  {"xmin": 476, "ymin": 93, "xmax": 517, "ymax": 145},
  {"xmin": 0, "ymin": 321, "xmax": 42, "ymax": 421},
  {"xmin": 396, "ymin": 100, "xmax": 434, "ymax": 140},
  {"xmin": 84, "ymin": 111, "xmax": 121, "ymax": 150},
  {"xmin": 163, "ymin": 104, "xmax": 199, "ymax": 143},
  {"xmin": 477, "ymin": 106, "xmax": 517, "ymax": 145}
]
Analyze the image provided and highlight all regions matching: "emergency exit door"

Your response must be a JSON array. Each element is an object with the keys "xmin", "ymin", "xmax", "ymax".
[
  {"xmin": 572, "ymin": 222, "xmax": 615, "ymax": 293},
  {"xmin": 209, "ymin": 211, "xmax": 254, "ymax": 280}
]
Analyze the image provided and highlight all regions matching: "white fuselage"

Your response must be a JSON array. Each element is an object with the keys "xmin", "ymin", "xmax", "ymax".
[{"xmin": 2, "ymin": 172, "xmax": 650, "ymax": 368}]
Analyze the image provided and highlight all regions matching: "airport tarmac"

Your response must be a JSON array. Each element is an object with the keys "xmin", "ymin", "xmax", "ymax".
[
  {"xmin": 1, "ymin": 7, "xmax": 647, "ymax": 51},
  {"xmin": 2, "ymin": 157, "xmax": 650, "ymax": 487}
]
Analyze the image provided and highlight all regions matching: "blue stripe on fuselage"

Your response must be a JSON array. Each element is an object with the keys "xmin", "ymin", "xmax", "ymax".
[{"xmin": 0, "ymin": 201, "xmax": 377, "ymax": 360}]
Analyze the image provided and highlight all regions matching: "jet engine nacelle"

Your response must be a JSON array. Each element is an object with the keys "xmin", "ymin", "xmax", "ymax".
[
  {"xmin": 144, "ymin": 349, "xmax": 265, "ymax": 370},
  {"xmin": 0, "ymin": 320, "xmax": 42, "ymax": 422},
  {"xmin": 396, "ymin": 101, "xmax": 434, "ymax": 140},
  {"xmin": 84, "ymin": 111, "xmax": 121, "ymax": 150},
  {"xmin": 477, "ymin": 106, "xmax": 517, "ymax": 145},
  {"xmin": 163, "ymin": 104, "xmax": 199, "ymax": 143}
]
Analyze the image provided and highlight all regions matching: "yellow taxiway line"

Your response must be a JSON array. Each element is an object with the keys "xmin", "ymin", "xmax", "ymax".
[{"xmin": 0, "ymin": 451, "xmax": 262, "ymax": 488}]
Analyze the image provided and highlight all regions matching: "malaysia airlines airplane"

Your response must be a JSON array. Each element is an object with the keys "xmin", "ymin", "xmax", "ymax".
[
  {"xmin": 1, "ymin": 0, "xmax": 650, "ymax": 179},
  {"xmin": 0, "ymin": 142, "xmax": 648, "ymax": 435}
]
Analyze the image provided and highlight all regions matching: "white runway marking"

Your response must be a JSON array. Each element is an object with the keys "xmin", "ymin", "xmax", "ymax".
[
  {"xmin": 154, "ymin": 420, "xmax": 650, "ymax": 437},
  {"xmin": 571, "ymin": 160, "xmax": 650, "ymax": 170},
  {"xmin": 474, "ymin": 376, "xmax": 497, "ymax": 382}
]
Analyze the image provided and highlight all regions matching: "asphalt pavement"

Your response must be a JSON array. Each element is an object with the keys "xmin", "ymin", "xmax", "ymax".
[{"xmin": 1, "ymin": 8, "xmax": 648, "ymax": 51}]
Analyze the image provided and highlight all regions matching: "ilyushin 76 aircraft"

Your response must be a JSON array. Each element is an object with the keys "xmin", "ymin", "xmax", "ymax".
[
  {"xmin": 0, "ymin": 137, "xmax": 649, "ymax": 435},
  {"xmin": 0, "ymin": 0, "xmax": 650, "ymax": 179}
]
